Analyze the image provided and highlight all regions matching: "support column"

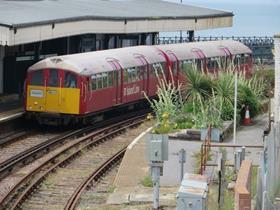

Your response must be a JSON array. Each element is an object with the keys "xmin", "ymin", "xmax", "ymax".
[
  {"xmin": 188, "ymin": 30, "xmax": 194, "ymax": 42},
  {"xmin": 0, "ymin": 45, "xmax": 4, "ymax": 94},
  {"xmin": 274, "ymin": 34, "xmax": 280, "ymax": 123}
]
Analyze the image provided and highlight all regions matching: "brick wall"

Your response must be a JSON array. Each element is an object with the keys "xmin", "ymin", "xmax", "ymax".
[{"xmin": 235, "ymin": 160, "xmax": 252, "ymax": 210}]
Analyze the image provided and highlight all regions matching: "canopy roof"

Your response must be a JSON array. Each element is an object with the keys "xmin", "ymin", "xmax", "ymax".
[{"xmin": 0, "ymin": 0, "xmax": 233, "ymax": 46}]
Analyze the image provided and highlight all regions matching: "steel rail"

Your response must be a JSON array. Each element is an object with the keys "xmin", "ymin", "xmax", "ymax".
[
  {"xmin": 64, "ymin": 147, "xmax": 126, "ymax": 210},
  {"xmin": 0, "ymin": 110, "xmax": 148, "ymax": 180},
  {"xmin": 0, "ymin": 115, "xmax": 145, "ymax": 209}
]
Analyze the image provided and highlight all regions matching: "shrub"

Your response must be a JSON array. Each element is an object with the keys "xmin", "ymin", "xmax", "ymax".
[
  {"xmin": 144, "ymin": 67, "xmax": 183, "ymax": 133},
  {"xmin": 183, "ymin": 66, "xmax": 213, "ymax": 102}
]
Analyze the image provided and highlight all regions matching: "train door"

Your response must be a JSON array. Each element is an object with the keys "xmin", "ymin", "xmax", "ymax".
[
  {"xmin": 45, "ymin": 69, "xmax": 62, "ymax": 113},
  {"xmin": 166, "ymin": 51, "xmax": 179, "ymax": 82},
  {"xmin": 61, "ymin": 71, "xmax": 80, "ymax": 114},
  {"xmin": 192, "ymin": 49, "xmax": 206, "ymax": 72},
  {"xmin": 220, "ymin": 47, "xmax": 232, "ymax": 71},
  {"xmin": 107, "ymin": 60, "xmax": 122, "ymax": 105},
  {"xmin": 135, "ymin": 55, "xmax": 148, "ymax": 97}
]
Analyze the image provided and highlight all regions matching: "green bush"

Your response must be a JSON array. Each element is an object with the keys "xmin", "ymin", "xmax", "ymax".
[{"xmin": 238, "ymin": 84, "xmax": 260, "ymax": 118}]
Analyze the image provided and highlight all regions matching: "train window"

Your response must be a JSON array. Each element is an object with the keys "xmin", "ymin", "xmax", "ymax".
[
  {"xmin": 207, "ymin": 57, "xmax": 219, "ymax": 70},
  {"xmin": 91, "ymin": 75, "xmax": 97, "ymax": 90},
  {"xmin": 48, "ymin": 69, "xmax": 58, "ymax": 87},
  {"xmin": 102, "ymin": 73, "xmax": 108, "ymax": 88},
  {"xmin": 64, "ymin": 72, "xmax": 77, "ymax": 88},
  {"xmin": 141, "ymin": 66, "xmax": 147, "ymax": 79},
  {"xmin": 113, "ymin": 71, "xmax": 120, "ymax": 86},
  {"xmin": 108, "ymin": 72, "xmax": 113, "ymax": 87},
  {"xmin": 97, "ymin": 74, "xmax": 103, "ymax": 89},
  {"xmin": 124, "ymin": 69, "xmax": 129, "ymax": 83},
  {"xmin": 30, "ymin": 70, "xmax": 44, "ymax": 86},
  {"xmin": 195, "ymin": 59, "xmax": 203, "ymax": 71},
  {"xmin": 182, "ymin": 60, "xmax": 193, "ymax": 72},
  {"xmin": 234, "ymin": 55, "xmax": 241, "ymax": 65}
]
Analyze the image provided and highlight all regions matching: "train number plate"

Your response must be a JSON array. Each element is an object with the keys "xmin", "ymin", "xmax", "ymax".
[{"xmin": 30, "ymin": 89, "xmax": 43, "ymax": 98}]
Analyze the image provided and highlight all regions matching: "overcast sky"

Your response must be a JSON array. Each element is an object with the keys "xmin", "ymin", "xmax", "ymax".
[{"xmin": 164, "ymin": 0, "xmax": 280, "ymax": 5}]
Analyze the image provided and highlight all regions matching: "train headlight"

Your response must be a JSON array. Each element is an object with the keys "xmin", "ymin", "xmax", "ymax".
[{"xmin": 34, "ymin": 101, "xmax": 38, "ymax": 105}]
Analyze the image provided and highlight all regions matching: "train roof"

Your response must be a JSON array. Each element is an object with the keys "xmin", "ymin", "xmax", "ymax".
[
  {"xmin": 157, "ymin": 40, "xmax": 252, "ymax": 60},
  {"xmin": 28, "ymin": 40, "xmax": 252, "ymax": 75},
  {"xmin": 28, "ymin": 45, "xmax": 166, "ymax": 75}
]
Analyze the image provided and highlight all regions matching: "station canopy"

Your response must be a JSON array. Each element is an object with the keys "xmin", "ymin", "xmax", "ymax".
[{"xmin": 0, "ymin": 0, "xmax": 233, "ymax": 46}]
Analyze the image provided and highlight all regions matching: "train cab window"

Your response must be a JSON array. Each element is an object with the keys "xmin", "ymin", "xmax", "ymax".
[
  {"xmin": 64, "ymin": 72, "xmax": 77, "ymax": 88},
  {"xmin": 48, "ymin": 69, "xmax": 59, "ymax": 87},
  {"xmin": 30, "ymin": 70, "xmax": 44, "ymax": 86}
]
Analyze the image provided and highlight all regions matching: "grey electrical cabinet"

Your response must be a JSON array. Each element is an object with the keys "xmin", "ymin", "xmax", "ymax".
[
  {"xmin": 176, "ymin": 173, "xmax": 208, "ymax": 210},
  {"xmin": 146, "ymin": 133, "xmax": 169, "ymax": 162}
]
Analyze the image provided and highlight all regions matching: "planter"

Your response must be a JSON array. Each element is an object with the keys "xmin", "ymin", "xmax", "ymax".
[{"xmin": 200, "ymin": 128, "xmax": 221, "ymax": 142}]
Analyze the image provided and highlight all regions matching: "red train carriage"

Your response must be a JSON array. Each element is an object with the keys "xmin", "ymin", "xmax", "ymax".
[{"xmin": 25, "ymin": 40, "xmax": 252, "ymax": 125}]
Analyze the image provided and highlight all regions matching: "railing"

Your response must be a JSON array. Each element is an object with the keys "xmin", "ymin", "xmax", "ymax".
[
  {"xmin": 157, "ymin": 36, "xmax": 274, "ymax": 61},
  {"xmin": 200, "ymin": 125, "xmax": 211, "ymax": 175},
  {"xmin": 256, "ymin": 123, "xmax": 280, "ymax": 210}
]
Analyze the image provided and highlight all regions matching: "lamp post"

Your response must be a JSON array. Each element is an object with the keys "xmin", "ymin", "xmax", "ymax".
[
  {"xmin": 274, "ymin": 33, "xmax": 280, "ymax": 123},
  {"xmin": 180, "ymin": 0, "xmax": 182, "ymax": 43}
]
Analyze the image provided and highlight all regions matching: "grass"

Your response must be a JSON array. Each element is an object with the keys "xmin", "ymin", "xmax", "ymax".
[
  {"xmin": 251, "ymin": 166, "xmax": 258, "ymax": 199},
  {"xmin": 208, "ymin": 184, "xmax": 234, "ymax": 210},
  {"xmin": 108, "ymin": 185, "xmax": 116, "ymax": 193},
  {"xmin": 141, "ymin": 175, "xmax": 153, "ymax": 188},
  {"xmin": 192, "ymin": 150, "xmax": 213, "ymax": 174}
]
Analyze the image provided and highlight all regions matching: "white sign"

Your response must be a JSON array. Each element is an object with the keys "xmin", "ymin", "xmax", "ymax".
[
  {"xmin": 30, "ymin": 89, "xmax": 43, "ymax": 98},
  {"xmin": 124, "ymin": 85, "xmax": 140, "ymax": 96}
]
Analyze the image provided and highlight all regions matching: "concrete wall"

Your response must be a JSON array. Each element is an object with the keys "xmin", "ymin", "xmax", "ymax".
[
  {"xmin": 274, "ymin": 36, "xmax": 280, "ymax": 122},
  {"xmin": 234, "ymin": 160, "xmax": 252, "ymax": 210},
  {"xmin": 0, "ymin": 45, "xmax": 4, "ymax": 94}
]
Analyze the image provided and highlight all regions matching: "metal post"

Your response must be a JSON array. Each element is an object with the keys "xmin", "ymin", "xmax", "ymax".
[
  {"xmin": 274, "ymin": 34, "xmax": 280, "ymax": 123},
  {"xmin": 179, "ymin": 0, "xmax": 183, "ymax": 43},
  {"xmin": 241, "ymin": 146, "xmax": 246, "ymax": 161},
  {"xmin": 179, "ymin": 149, "xmax": 186, "ymax": 181},
  {"xmin": 151, "ymin": 163, "xmax": 161, "ymax": 209},
  {"xmin": 234, "ymin": 148, "xmax": 242, "ymax": 172},
  {"xmin": 233, "ymin": 71, "xmax": 238, "ymax": 145}
]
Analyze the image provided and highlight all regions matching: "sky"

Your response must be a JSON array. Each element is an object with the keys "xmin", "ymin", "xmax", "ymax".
[{"xmin": 162, "ymin": 0, "xmax": 280, "ymax": 36}]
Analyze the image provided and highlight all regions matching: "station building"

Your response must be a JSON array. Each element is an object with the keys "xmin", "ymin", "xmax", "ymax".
[{"xmin": 0, "ymin": 0, "xmax": 233, "ymax": 95}]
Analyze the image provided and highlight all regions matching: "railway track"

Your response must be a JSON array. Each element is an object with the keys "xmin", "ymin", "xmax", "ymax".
[
  {"xmin": 65, "ymin": 147, "xmax": 126, "ymax": 210},
  {"xmin": 0, "ymin": 109, "xmax": 148, "ymax": 181},
  {"xmin": 0, "ymin": 113, "xmax": 147, "ymax": 209}
]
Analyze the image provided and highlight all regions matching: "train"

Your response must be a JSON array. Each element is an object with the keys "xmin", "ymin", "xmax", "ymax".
[{"xmin": 24, "ymin": 40, "xmax": 252, "ymax": 125}]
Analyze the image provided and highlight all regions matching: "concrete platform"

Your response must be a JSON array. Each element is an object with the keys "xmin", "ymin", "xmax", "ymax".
[
  {"xmin": 107, "ymin": 127, "xmax": 177, "ymax": 206},
  {"xmin": 0, "ymin": 94, "xmax": 24, "ymax": 123},
  {"xmin": 108, "ymin": 114, "xmax": 268, "ymax": 207}
]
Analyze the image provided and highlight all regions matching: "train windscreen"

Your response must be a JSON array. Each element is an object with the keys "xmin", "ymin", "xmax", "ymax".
[{"xmin": 30, "ymin": 70, "xmax": 44, "ymax": 86}]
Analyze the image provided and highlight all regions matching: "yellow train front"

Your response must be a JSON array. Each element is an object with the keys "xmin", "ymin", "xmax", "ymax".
[{"xmin": 25, "ymin": 69, "xmax": 81, "ymax": 125}]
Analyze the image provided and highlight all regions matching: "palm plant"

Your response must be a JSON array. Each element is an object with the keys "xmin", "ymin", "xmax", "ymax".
[
  {"xmin": 183, "ymin": 64, "xmax": 213, "ymax": 103},
  {"xmin": 214, "ymin": 71, "xmax": 235, "ymax": 120}
]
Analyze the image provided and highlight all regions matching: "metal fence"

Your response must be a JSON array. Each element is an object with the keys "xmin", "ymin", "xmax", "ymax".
[
  {"xmin": 256, "ymin": 123, "xmax": 280, "ymax": 210},
  {"xmin": 157, "ymin": 36, "xmax": 274, "ymax": 61}
]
